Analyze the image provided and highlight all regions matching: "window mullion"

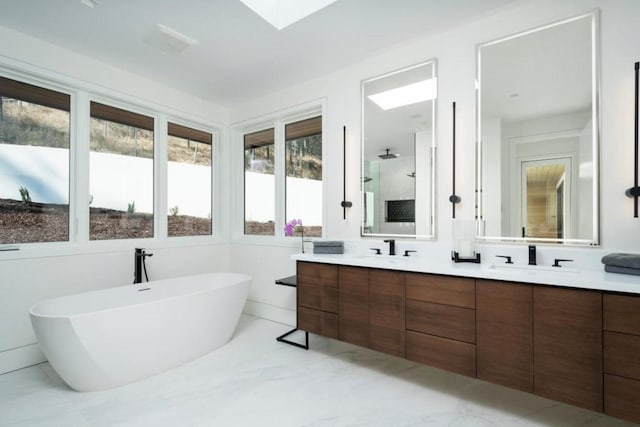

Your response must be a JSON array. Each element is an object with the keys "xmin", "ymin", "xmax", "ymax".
[
  {"xmin": 155, "ymin": 115, "xmax": 168, "ymax": 240},
  {"xmin": 73, "ymin": 91, "xmax": 90, "ymax": 243},
  {"xmin": 274, "ymin": 121, "xmax": 286, "ymax": 238}
]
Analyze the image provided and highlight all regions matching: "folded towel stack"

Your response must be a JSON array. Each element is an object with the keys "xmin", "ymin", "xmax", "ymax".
[
  {"xmin": 601, "ymin": 253, "xmax": 640, "ymax": 276},
  {"xmin": 313, "ymin": 241, "xmax": 344, "ymax": 254}
]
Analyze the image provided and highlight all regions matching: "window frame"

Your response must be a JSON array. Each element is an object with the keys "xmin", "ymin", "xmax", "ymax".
[
  {"xmin": 0, "ymin": 66, "xmax": 224, "ymax": 260},
  {"xmin": 232, "ymin": 99, "xmax": 326, "ymax": 246},
  {"xmin": 88, "ymin": 99, "xmax": 156, "ymax": 241},
  {"xmin": 166, "ymin": 119, "xmax": 217, "ymax": 240}
]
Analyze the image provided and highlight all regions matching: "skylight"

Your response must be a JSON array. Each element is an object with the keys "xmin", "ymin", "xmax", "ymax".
[
  {"xmin": 368, "ymin": 79, "xmax": 438, "ymax": 110},
  {"xmin": 239, "ymin": 0, "xmax": 338, "ymax": 30}
]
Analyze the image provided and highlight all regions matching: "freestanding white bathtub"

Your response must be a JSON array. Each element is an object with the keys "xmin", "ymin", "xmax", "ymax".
[{"xmin": 29, "ymin": 272, "xmax": 251, "ymax": 392}]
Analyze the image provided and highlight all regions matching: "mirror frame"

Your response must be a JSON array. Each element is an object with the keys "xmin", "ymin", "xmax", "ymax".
[
  {"xmin": 360, "ymin": 59, "xmax": 437, "ymax": 240},
  {"xmin": 475, "ymin": 11, "xmax": 600, "ymax": 246}
]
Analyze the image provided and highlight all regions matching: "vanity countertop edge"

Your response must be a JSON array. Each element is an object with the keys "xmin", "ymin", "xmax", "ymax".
[{"xmin": 291, "ymin": 253, "xmax": 640, "ymax": 295}]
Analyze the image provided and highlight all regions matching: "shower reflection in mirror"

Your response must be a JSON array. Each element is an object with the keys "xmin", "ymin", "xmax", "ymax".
[
  {"xmin": 476, "ymin": 12, "xmax": 599, "ymax": 244},
  {"xmin": 361, "ymin": 60, "xmax": 437, "ymax": 239}
]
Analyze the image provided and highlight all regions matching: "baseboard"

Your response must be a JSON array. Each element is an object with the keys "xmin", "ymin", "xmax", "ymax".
[
  {"xmin": 0, "ymin": 343, "xmax": 46, "ymax": 375},
  {"xmin": 243, "ymin": 300, "xmax": 295, "ymax": 326}
]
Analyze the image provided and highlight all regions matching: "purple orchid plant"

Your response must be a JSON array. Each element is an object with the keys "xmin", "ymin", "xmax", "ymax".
[
  {"xmin": 284, "ymin": 218, "xmax": 305, "ymax": 252},
  {"xmin": 284, "ymin": 218, "xmax": 303, "ymax": 236}
]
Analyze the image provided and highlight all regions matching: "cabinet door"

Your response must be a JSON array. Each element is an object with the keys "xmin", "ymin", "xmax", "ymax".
[
  {"xmin": 370, "ymin": 269, "xmax": 405, "ymax": 357},
  {"xmin": 338, "ymin": 266, "xmax": 370, "ymax": 347},
  {"xmin": 476, "ymin": 280, "xmax": 533, "ymax": 392},
  {"xmin": 297, "ymin": 261, "xmax": 337, "ymax": 313},
  {"xmin": 533, "ymin": 286, "xmax": 602, "ymax": 412},
  {"xmin": 603, "ymin": 293, "xmax": 640, "ymax": 423}
]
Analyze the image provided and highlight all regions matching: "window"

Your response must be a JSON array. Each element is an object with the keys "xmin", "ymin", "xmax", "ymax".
[
  {"xmin": 242, "ymin": 113, "xmax": 323, "ymax": 238},
  {"xmin": 89, "ymin": 102, "xmax": 154, "ymax": 240},
  {"xmin": 167, "ymin": 122, "xmax": 213, "ymax": 237},
  {"xmin": 0, "ymin": 76, "xmax": 70, "ymax": 244},
  {"xmin": 244, "ymin": 127, "xmax": 275, "ymax": 235},
  {"xmin": 285, "ymin": 116, "xmax": 322, "ymax": 237}
]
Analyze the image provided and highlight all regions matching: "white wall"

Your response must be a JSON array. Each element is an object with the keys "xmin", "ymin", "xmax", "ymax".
[
  {"xmin": 0, "ymin": 26, "xmax": 230, "ymax": 374},
  {"xmin": 230, "ymin": 0, "xmax": 640, "ymax": 323}
]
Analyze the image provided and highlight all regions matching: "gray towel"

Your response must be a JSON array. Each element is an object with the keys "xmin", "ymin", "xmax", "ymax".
[
  {"xmin": 313, "ymin": 247, "xmax": 344, "ymax": 254},
  {"xmin": 601, "ymin": 253, "xmax": 640, "ymax": 269},
  {"xmin": 313, "ymin": 241, "xmax": 344, "ymax": 248},
  {"xmin": 604, "ymin": 264, "xmax": 640, "ymax": 276}
]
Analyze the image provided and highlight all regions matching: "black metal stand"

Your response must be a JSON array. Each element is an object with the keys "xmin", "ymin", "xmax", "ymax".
[
  {"xmin": 274, "ymin": 275, "xmax": 309, "ymax": 350},
  {"xmin": 276, "ymin": 328, "xmax": 309, "ymax": 350}
]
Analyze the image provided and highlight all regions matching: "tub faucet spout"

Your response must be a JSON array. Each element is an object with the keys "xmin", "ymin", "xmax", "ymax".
[{"xmin": 134, "ymin": 248, "xmax": 153, "ymax": 284}]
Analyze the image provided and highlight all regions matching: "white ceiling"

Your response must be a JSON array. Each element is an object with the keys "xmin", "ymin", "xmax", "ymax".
[{"xmin": 0, "ymin": 0, "xmax": 515, "ymax": 107}]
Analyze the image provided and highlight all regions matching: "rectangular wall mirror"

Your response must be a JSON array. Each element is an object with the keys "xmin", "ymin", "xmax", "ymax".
[
  {"xmin": 476, "ymin": 12, "xmax": 599, "ymax": 245},
  {"xmin": 361, "ymin": 60, "xmax": 437, "ymax": 239}
]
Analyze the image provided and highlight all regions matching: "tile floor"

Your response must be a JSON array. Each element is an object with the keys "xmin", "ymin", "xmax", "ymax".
[{"xmin": 0, "ymin": 315, "xmax": 634, "ymax": 426}]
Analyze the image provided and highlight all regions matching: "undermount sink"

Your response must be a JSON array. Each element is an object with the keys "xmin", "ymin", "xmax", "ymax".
[
  {"xmin": 354, "ymin": 254, "xmax": 412, "ymax": 262},
  {"xmin": 487, "ymin": 263, "xmax": 578, "ymax": 274}
]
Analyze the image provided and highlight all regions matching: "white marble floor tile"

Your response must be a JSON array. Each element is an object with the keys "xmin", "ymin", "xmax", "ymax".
[{"xmin": 0, "ymin": 315, "xmax": 634, "ymax": 427}]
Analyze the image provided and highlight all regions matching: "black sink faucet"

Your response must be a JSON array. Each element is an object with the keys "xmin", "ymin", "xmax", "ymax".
[
  {"xmin": 528, "ymin": 245, "xmax": 537, "ymax": 266},
  {"xmin": 383, "ymin": 239, "xmax": 396, "ymax": 256}
]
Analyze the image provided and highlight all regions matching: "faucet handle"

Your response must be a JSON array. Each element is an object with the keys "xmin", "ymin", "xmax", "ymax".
[
  {"xmin": 496, "ymin": 255, "xmax": 513, "ymax": 264},
  {"xmin": 370, "ymin": 248, "xmax": 381, "ymax": 255},
  {"xmin": 552, "ymin": 258, "xmax": 573, "ymax": 267},
  {"xmin": 403, "ymin": 250, "xmax": 417, "ymax": 257}
]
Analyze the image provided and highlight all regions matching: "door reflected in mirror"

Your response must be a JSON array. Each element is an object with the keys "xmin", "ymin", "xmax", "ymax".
[
  {"xmin": 476, "ymin": 12, "xmax": 599, "ymax": 245},
  {"xmin": 361, "ymin": 60, "xmax": 437, "ymax": 239}
]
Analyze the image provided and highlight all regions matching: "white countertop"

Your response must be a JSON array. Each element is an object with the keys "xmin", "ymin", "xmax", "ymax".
[{"xmin": 292, "ymin": 252, "xmax": 640, "ymax": 295}]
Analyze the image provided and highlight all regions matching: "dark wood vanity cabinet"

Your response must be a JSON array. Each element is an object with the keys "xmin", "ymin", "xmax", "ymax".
[
  {"xmin": 533, "ymin": 286, "xmax": 603, "ymax": 412},
  {"xmin": 603, "ymin": 293, "xmax": 640, "ymax": 423},
  {"xmin": 476, "ymin": 280, "xmax": 533, "ymax": 392},
  {"xmin": 296, "ymin": 262, "xmax": 338, "ymax": 338},
  {"xmin": 295, "ymin": 261, "xmax": 637, "ymax": 424},
  {"xmin": 405, "ymin": 274, "xmax": 476, "ymax": 377}
]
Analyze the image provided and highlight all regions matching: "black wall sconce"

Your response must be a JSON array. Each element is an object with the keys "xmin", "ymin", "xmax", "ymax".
[
  {"xmin": 340, "ymin": 125, "xmax": 352, "ymax": 219},
  {"xmin": 626, "ymin": 62, "xmax": 640, "ymax": 216},
  {"xmin": 449, "ymin": 101, "xmax": 461, "ymax": 217}
]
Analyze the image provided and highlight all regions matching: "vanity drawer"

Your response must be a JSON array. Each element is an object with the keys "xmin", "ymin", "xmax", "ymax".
[
  {"xmin": 604, "ymin": 374, "xmax": 640, "ymax": 424},
  {"xmin": 298, "ymin": 306, "xmax": 338, "ymax": 339},
  {"xmin": 406, "ymin": 299, "xmax": 475, "ymax": 343},
  {"xmin": 407, "ymin": 300, "xmax": 476, "ymax": 343},
  {"xmin": 604, "ymin": 331, "xmax": 640, "ymax": 380},
  {"xmin": 297, "ymin": 261, "xmax": 338, "ymax": 288},
  {"xmin": 604, "ymin": 293, "xmax": 640, "ymax": 335},
  {"xmin": 406, "ymin": 274, "xmax": 475, "ymax": 309},
  {"xmin": 298, "ymin": 283, "xmax": 337, "ymax": 313},
  {"xmin": 406, "ymin": 330, "xmax": 476, "ymax": 377}
]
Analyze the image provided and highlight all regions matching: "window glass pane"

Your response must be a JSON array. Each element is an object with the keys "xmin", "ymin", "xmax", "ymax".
[
  {"xmin": 167, "ymin": 129, "xmax": 212, "ymax": 237},
  {"xmin": 285, "ymin": 116, "xmax": 322, "ymax": 237},
  {"xmin": 89, "ymin": 115, "xmax": 154, "ymax": 240},
  {"xmin": 244, "ymin": 128, "xmax": 274, "ymax": 235},
  {"xmin": 0, "ymin": 94, "xmax": 70, "ymax": 243}
]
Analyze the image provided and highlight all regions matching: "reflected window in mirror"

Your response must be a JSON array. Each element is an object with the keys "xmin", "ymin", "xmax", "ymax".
[
  {"xmin": 476, "ymin": 12, "xmax": 599, "ymax": 245},
  {"xmin": 361, "ymin": 60, "xmax": 437, "ymax": 239}
]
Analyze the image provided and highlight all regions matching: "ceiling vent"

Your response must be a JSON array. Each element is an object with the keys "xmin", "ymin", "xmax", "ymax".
[{"xmin": 143, "ymin": 24, "xmax": 198, "ymax": 55}]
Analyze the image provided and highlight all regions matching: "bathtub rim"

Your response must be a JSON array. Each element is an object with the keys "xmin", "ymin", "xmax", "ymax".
[{"xmin": 29, "ymin": 272, "xmax": 251, "ymax": 320}]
